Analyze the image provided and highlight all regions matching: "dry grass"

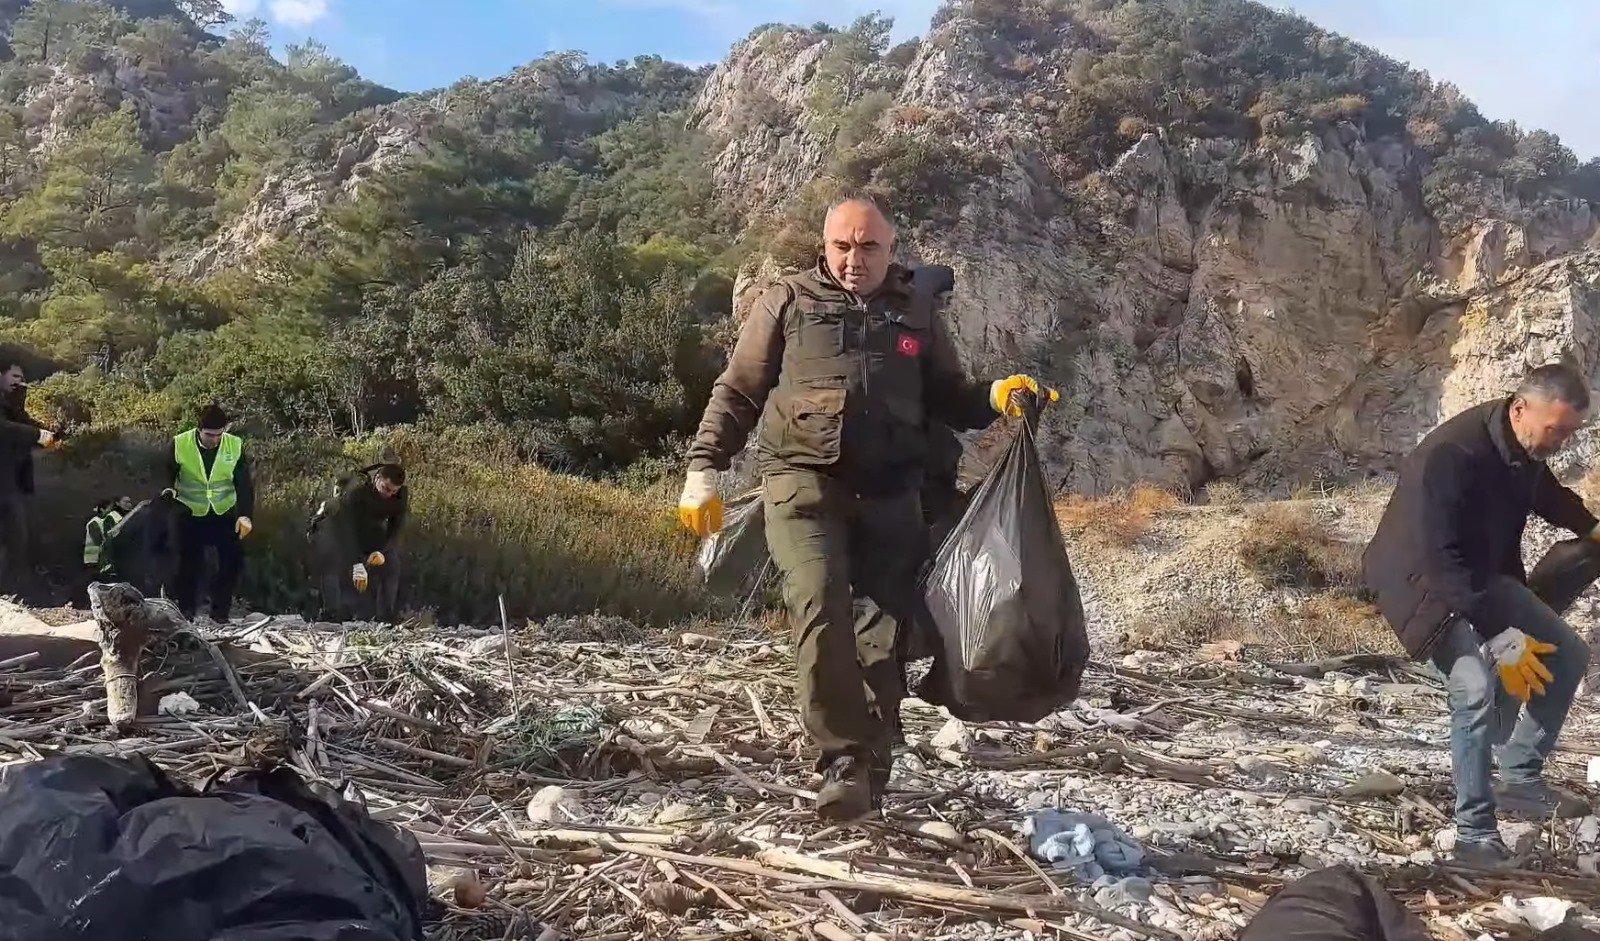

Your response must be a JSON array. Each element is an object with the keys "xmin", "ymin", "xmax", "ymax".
[
  {"xmin": 1124, "ymin": 597, "xmax": 1245, "ymax": 650},
  {"xmin": 29, "ymin": 426, "xmax": 716, "ymax": 625},
  {"xmin": 1236, "ymin": 504, "xmax": 1363, "ymax": 591},
  {"xmin": 1056, "ymin": 482, "xmax": 1179, "ymax": 548},
  {"xmin": 1204, "ymin": 480, "xmax": 1244, "ymax": 506},
  {"xmin": 1125, "ymin": 592, "xmax": 1394, "ymax": 658},
  {"xmin": 1258, "ymin": 593, "xmax": 1399, "ymax": 659}
]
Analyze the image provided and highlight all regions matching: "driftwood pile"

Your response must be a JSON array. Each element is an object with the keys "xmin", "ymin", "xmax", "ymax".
[{"xmin": 0, "ymin": 584, "xmax": 1597, "ymax": 940}]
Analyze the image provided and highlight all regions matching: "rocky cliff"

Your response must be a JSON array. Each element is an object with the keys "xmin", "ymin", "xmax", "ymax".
[{"xmin": 694, "ymin": 6, "xmax": 1600, "ymax": 495}]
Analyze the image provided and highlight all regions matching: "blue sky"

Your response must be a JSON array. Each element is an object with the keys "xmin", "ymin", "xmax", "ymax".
[{"xmin": 223, "ymin": 0, "xmax": 1600, "ymax": 158}]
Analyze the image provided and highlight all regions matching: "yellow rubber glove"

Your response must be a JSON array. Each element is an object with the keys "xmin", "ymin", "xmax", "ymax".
[
  {"xmin": 1487, "ymin": 628, "xmax": 1557, "ymax": 702},
  {"xmin": 367, "ymin": 551, "xmax": 386, "ymax": 567},
  {"xmin": 235, "ymin": 516, "xmax": 253, "ymax": 539},
  {"xmin": 677, "ymin": 469, "xmax": 722, "ymax": 538},
  {"xmin": 990, "ymin": 374, "xmax": 1060, "ymax": 417},
  {"xmin": 351, "ymin": 563, "xmax": 369, "ymax": 592}
]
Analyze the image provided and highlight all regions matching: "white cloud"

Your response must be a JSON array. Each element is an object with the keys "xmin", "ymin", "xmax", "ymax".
[
  {"xmin": 268, "ymin": 0, "xmax": 330, "ymax": 27},
  {"xmin": 220, "ymin": 0, "xmax": 261, "ymax": 15}
]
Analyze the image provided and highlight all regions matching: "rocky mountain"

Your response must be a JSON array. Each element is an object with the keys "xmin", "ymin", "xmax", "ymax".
[
  {"xmin": 695, "ymin": 3, "xmax": 1600, "ymax": 495},
  {"xmin": 4, "ymin": 0, "xmax": 1600, "ymax": 494}
]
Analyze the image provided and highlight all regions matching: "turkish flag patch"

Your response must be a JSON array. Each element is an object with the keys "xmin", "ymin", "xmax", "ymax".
[{"xmin": 896, "ymin": 334, "xmax": 922, "ymax": 357}]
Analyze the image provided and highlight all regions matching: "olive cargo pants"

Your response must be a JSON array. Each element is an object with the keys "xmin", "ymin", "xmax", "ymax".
[{"xmin": 763, "ymin": 469, "xmax": 927, "ymax": 772}]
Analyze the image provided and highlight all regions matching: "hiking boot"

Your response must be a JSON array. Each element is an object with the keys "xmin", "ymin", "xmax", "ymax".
[
  {"xmin": 816, "ymin": 755, "xmax": 874, "ymax": 822},
  {"xmin": 1452, "ymin": 835, "xmax": 1515, "ymax": 868},
  {"xmin": 1497, "ymin": 781, "xmax": 1591, "ymax": 820}
]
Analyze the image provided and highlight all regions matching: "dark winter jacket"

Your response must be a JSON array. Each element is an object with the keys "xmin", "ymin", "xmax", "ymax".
[
  {"xmin": 312, "ymin": 470, "xmax": 408, "ymax": 565},
  {"xmin": 100, "ymin": 497, "xmax": 182, "ymax": 595},
  {"xmin": 0, "ymin": 389, "xmax": 44, "ymax": 497},
  {"xmin": 686, "ymin": 260, "xmax": 995, "ymax": 494},
  {"xmin": 1363, "ymin": 398, "xmax": 1598, "ymax": 658}
]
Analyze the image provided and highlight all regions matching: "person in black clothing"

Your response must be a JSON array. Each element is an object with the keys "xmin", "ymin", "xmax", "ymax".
[
  {"xmin": 1364, "ymin": 364, "xmax": 1597, "ymax": 866},
  {"xmin": 99, "ymin": 493, "xmax": 183, "ymax": 598},
  {"xmin": 308, "ymin": 463, "xmax": 408, "ymax": 622},
  {"xmin": 0, "ymin": 359, "xmax": 59, "ymax": 594},
  {"xmin": 166, "ymin": 405, "xmax": 255, "ymax": 622}
]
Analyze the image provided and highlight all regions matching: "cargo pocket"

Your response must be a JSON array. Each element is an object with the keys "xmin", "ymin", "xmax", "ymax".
[
  {"xmin": 785, "ymin": 384, "xmax": 846, "ymax": 465},
  {"xmin": 793, "ymin": 306, "xmax": 847, "ymax": 361}
]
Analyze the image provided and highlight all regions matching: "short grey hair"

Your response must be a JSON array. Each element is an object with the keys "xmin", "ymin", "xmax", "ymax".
[
  {"xmin": 826, "ymin": 187, "xmax": 894, "ymax": 224},
  {"xmin": 1516, "ymin": 363, "xmax": 1591, "ymax": 411}
]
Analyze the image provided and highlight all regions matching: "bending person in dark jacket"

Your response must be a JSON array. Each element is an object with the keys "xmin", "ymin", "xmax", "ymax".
[
  {"xmin": 166, "ymin": 404, "xmax": 254, "ymax": 623},
  {"xmin": 99, "ymin": 493, "xmax": 183, "ymax": 598},
  {"xmin": 1364, "ymin": 364, "xmax": 1596, "ymax": 866},
  {"xmin": 310, "ymin": 464, "xmax": 408, "ymax": 622}
]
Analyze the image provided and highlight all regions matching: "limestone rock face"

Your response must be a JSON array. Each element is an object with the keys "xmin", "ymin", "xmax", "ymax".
[{"xmin": 694, "ymin": 18, "xmax": 1600, "ymax": 494}]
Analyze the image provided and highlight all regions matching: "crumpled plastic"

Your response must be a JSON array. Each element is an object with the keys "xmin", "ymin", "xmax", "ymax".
[
  {"xmin": 157, "ymin": 692, "xmax": 202, "ymax": 716},
  {"xmin": 1023, "ymin": 809, "xmax": 1145, "ymax": 882},
  {"xmin": 1500, "ymin": 895, "xmax": 1573, "ymax": 932}
]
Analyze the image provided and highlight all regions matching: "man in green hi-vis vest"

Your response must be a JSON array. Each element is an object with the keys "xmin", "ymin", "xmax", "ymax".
[{"xmin": 165, "ymin": 404, "xmax": 254, "ymax": 623}]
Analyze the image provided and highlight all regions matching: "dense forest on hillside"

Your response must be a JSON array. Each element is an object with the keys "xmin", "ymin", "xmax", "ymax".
[{"xmin": 0, "ymin": 0, "xmax": 1596, "ymax": 482}]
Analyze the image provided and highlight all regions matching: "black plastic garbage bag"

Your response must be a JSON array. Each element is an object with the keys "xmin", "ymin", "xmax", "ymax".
[
  {"xmin": 695, "ymin": 488, "xmax": 771, "ymax": 598},
  {"xmin": 0, "ymin": 754, "xmax": 428, "ymax": 941},
  {"xmin": 1239, "ymin": 865, "xmax": 1427, "ymax": 941},
  {"xmin": 1527, "ymin": 537, "xmax": 1600, "ymax": 616},
  {"xmin": 918, "ymin": 403, "xmax": 1088, "ymax": 722}
]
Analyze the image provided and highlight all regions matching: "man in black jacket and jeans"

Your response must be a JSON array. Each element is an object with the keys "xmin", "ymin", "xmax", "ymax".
[
  {"xmin": 0, "ymin": 359, "xmax": 60, "ymax": 594},
  {"xmin": 1365, "ymin": 364, "xmax": 1596, "ymax": 866}
]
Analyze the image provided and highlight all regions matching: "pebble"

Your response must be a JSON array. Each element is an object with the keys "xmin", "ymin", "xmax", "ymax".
[
  {"xmin": 1280, "ymin": 798, "xmax": 1324, "ymax": 814},
  {"xmin": 1341, "ymin": 769, "xmax": 1406, "ymax": 798},
  {"xmin": 1305, "ymin": 820, "xmax": 1336, "ymax": 838},
  {"xmin": 1325, "ymin": 842, "xmax": 1359, "ymax": 859}
]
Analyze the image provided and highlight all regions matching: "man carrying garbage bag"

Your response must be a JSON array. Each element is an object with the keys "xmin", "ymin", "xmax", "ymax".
[
  {"xmin": 1364, "ymin": 364, "xmax": 1597, "ymax": 867},
  {"xmin": 677, "ymin": 190, "xmax": 1056, "ymax": 822}
]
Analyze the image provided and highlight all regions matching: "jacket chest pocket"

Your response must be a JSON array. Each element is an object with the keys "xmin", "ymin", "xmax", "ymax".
[{"xmin": 790, "ymin": 304, "xmax": 849, "ymax": 362}]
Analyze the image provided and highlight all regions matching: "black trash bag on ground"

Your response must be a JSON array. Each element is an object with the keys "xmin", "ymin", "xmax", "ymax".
[
  {"xmin": 0, "ymin": 754, "xmax": 428, "ymax": 941},
  {"xmin": 1238, "ymin": 865, "xmax": 1427, "ymax": 941},
  {"xmin": 1527, "ymin": 538, "xmax": 1600, "ymax": 616},
  {"xmin": 695, "ymin": 488, "xmax": 771, "ymax": 598},
  {"xmin": 917, "ymin": 401, "xmax": 1088, "ymax": 722}
]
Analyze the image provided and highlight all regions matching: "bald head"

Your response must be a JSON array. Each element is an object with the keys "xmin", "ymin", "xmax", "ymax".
[{"xmin": 823, "ymin": 197, "xmax": 896, "ymax": 296}]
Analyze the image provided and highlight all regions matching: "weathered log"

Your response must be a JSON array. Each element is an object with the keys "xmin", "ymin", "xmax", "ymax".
[{"xmin": 87, "ymin": 582, "xmax": 185, "ymax": 730}]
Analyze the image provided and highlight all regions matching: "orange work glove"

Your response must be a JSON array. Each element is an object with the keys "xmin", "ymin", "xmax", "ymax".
[
  {"xmin": 677, "ymin": 470, "xmax": 722, "ymax": 538},
  {"xmin": 990, "ymin": 374, "xmax": 1060, "ymax": 417},
  {"xmin": 1487, "ymin": 628, "xmax": 1557, "ymax": 702}
]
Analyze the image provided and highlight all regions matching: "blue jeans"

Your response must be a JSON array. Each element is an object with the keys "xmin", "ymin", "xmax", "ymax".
[{"xmin": 1430, "ymin": 576, "xmax": 1591, "ymax": 841}]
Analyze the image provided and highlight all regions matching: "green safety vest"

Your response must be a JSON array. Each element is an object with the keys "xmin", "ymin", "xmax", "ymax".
[
  {"xmin": 173, "ymin": 430, "xmax": 242, "ymax": 517},
  {"xmin": 82, "ymin": 509, "xmax": 124, "ymax": 565}
]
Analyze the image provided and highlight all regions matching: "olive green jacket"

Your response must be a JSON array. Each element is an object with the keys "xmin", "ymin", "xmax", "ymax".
[{"xmin": 687, "ymin": 260, "xmax": 994, "ymax": 490}]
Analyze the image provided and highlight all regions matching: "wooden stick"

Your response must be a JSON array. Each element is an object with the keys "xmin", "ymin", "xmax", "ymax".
[{"xmin": 499, "ymin": 593, "xmax": 517, "ymax": 703}]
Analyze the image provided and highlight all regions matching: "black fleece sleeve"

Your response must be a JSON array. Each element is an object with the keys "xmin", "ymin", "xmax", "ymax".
[
  {"xmin": 1532, "ymin": 464, "xmax": 1598, "ymax": 537},
  {"xmin": 234, "ymin": 451, "xmax": 255, "ymax": 518}
]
